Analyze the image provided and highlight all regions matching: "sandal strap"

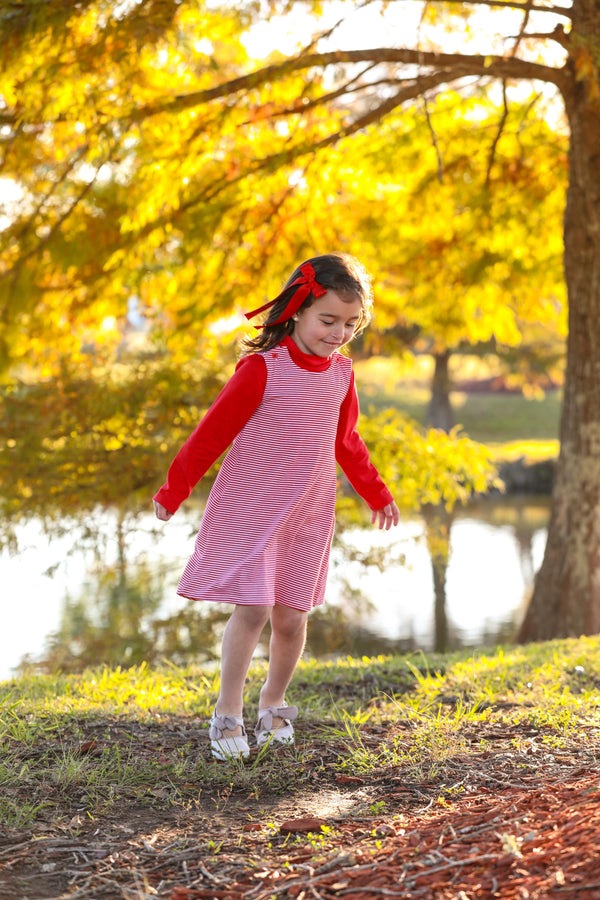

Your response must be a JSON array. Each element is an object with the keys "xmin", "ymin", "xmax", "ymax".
[
  {"xmin": 209, "ymin": 713, "xmax": 246, "ymax": 740},
  {"xmin": 257, "ymin": 705, "xmax": 298, "ymax": 732}
]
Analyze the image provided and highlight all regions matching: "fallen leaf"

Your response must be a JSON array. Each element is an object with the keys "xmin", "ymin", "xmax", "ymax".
[
  {"xmin": 279, "ymin": 817, "xmax": 327, "ymax": 834},
  {"xmin": 335, "ymin": 775, "xmax": 364, "ymax": 785},
  {"xmin": 79, "ymin": 740, "xmax": 99, "ymax": 754}
]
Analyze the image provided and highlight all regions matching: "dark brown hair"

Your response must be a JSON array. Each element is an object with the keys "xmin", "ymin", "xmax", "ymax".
[{"xmin": 241, "ymin": 252, "xmax": 373, "ymax": 355}]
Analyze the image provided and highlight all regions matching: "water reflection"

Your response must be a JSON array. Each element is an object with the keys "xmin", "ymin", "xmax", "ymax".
[
  {"xmin": 422, "ymin": 504, "xmax": 453, "ymax": 653},
  {"xmin": 20, "ymin": 558, "xmax": 231, "ymax": 673},
  {"xmin": 2, "ymin": 497, "xmax": 550, "ymax": 678},
  {"xmin": 321, "ymin": 496, "xmax": 549, "ymax": 656}
]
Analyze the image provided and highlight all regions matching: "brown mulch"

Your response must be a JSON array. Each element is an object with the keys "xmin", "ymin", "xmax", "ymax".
[{"xmin": 1, "ymin": 721, "xmax": 600, "ymax": 899}]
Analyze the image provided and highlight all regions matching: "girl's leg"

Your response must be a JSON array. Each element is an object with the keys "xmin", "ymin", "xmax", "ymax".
[
  {"xmin": 216, "ymin": 604, "xmax": 271, "ymax": 736},
  {"xmin": 259, "ymin": 604, "xmax": 308, "ymax": 714}
]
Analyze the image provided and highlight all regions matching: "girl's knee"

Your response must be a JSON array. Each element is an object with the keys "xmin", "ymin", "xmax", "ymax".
[
  {"xmin": 271, "ymin": 604, "xmax": 308, "ymax": 639},
  {"xmin": 231, "ymin": 604, "xmax": 272, "ymax": 629}
]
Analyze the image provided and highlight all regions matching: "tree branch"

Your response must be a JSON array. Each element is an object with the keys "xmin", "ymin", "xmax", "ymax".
[
  {"xmin": 513, "ymin": 28, "xmax": 571, "ymax": 44},
  {"xmin": 421, "ymin": 88, "xmax": 445, "ymax": 183},
  {"xmin": 2, "ymin": 139, "xmax": 117, "ymax": 290},
  {"xmin": 108, "ymin": 71, "xmax": 463, "ymax": 253},
  {"xmin": 13, "ymin": 142, "xmax": 90, "ymax": 245},
  {"xmin": 366, "ymin": 0, "xmax": 572, "ymax": 17},
  {"xmin": 251, "ymin": 71, "xmax": 471, "ymax": 168},
  {"xmin": 240, "ymin": 63, "xmax": 381, "ymax": 124},
  {"xmin": 485, "ymin": 81, "xmax": 510, "ymax": 188},
  {"xmin": 0, "ymin": 45, "xmax": 567, "ymax": 130},
  {"xmin": 131, "ymin": 48, "xmax": 565, "ymax": 123},
  {"xmin": 510, "ymin": 0, "xmax": 534, "ymax": 58}
]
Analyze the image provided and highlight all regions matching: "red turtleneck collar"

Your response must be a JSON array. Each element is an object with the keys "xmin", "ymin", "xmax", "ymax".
[{"xmin": 282, "ymin": 336, "xmax": 333, "ymax": 372}]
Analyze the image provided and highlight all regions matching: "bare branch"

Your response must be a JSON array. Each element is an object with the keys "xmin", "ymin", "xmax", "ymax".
[
  {"xmin": 417, "ymin": 1, "xmax": 444, "ymax": 182},
  {"xmin": 510, "ymin": 0, "xmax": 534, "ymax": 57},
  {"xmin": 511, "ymin": 28, "xmax": 571, "ymax": 44},
  {"xmin": 485, "ymin": 80, "xmax": 510, "ymax": 188},
  {"xmin": 421, "ymin": 89, "xmax": 445, "ymax": 183},
  {"xmin": 242, "ymin": 71, "xmax": 472, "ymax": 172}
]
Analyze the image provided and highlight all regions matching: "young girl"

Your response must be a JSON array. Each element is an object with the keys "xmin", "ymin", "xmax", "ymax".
[{"xmin": 153, "ymin": 253, "xmax": 399, "ymax": 761}]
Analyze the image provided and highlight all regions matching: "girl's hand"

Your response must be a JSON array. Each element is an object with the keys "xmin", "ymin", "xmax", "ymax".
[
  {"xmin": 154, "ymin": 500, "xmax": 173, "ymax": 521},
  {"xmin": 371, "ymin": 501, "xmax": 400, "ymax": 531}
]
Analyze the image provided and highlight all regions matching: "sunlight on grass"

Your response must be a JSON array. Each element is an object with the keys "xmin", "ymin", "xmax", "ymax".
[
  {"xmin": 487, "ymin": 439, "xmax": 559, "ymax": 462},
  {"xmin": 2, "ymin": 638, "xmax": 600, "ymax": 827},
  {"xmin": 452, "ymin": 392, "xmax": 561, "ymax": 444},
  {"xmin": 354, "ymin": 354, "xmax": 561, "ymax": 452},
  {"xmin": 1, "ymin": 662, "xmax": 221, "ymax": 717},
  {"xmin": 323, "ymin": 639, "xmax": 600, "ymax": 785},
  {"xmin": 3, "ymin": 642, "xmax": 600, "ymax": 723}
]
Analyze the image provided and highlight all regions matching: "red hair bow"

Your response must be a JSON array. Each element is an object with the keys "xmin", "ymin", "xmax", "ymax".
[{"xmin": 245, "ymin": 262, "xmax": 327, "ymax": 327}]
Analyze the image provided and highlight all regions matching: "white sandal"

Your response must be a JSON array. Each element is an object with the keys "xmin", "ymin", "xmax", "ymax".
[
  {"xmin": 209, "ymin": 713, "xmax": 250, "ymax": 761},
  {"xmin": 255, "ymin": 704, "xmax": 298, "ymax": 748}
]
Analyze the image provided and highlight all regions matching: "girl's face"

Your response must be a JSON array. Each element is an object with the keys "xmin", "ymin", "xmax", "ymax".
[{"xmin": 291, "ymin": 291, "xmax": 363, "ymax": 357}]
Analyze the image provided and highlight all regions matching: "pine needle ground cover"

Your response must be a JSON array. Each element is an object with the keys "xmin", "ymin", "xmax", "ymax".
[{"xmin": 1, "ymin": 638, "xmax": 600, "ymax": 899}]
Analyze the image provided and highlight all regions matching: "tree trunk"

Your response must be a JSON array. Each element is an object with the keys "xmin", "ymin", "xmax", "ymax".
[
  {"xmin": 423, "ymin": 351, "xmax": 454, "ymax": 648},
  {"xmin": 422, "ymin": 503, "xmax": 453, "ymax": 652},
  {"xmin": 519, "ymin": 20, "xmax": 600, "ymax": 641},
  {"xmin": 426, "ymin": 350, "xmax": 454, "ymax": 431},
  {"xmin": 431, "ymin": 538, "xmax": 450, "ymax": 653}
]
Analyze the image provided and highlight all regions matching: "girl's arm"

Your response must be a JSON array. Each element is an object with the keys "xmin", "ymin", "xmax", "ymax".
[
  {"xmin": 153, "ymin": 355, "xmax": 267, "ymax": 515},
  {"xmin": 335, "ymin": 372, "xmax": 399, "ymax": 528}
]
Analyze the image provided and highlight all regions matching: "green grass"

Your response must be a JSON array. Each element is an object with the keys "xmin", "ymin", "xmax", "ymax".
[
  {"xmin": 2, "ymin": 638, "xmax": 600, "ymax": 827},
  {"xmin": 358, "ymin": 382, "xmax": 561, "ymax": 445},
  {"xmin": 355, "ymin": 355, "xmax": 562, "ymax": 457},
  {"xmin": 4, "ymin": 638, "xmax": 599, "ymax": 731},
  {"xmin": 451, "ymin": 391, "xmax": 562, "ymax": 444}
]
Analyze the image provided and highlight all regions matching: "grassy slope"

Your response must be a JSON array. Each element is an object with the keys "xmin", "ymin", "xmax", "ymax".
[
  {"xmin": 2, "ymin": 637, "xmax": 599, "ymax": 829},
  {"xmin": 355, "ymin": 356, "xmax": 561, "ymax": 460}
]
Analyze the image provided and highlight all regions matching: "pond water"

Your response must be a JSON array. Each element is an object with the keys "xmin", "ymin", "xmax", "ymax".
[{"xmin": 0, "ymin": 496, "xmax": 550, "ymax": 681}]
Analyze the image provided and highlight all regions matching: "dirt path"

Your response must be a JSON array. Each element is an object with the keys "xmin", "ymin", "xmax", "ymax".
[{"xmin": 1, "ymin": 717, "xmax": 599, "ymax": 899}]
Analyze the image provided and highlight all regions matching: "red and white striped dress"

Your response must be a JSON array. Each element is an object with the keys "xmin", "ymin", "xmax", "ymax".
[{"xmin": 154, "ymin": 337, "xmax": 393, "ymax": 612}]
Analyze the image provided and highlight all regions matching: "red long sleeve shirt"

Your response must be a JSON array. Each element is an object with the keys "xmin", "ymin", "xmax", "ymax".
[{"xmin": 154, "ymin": 338, "xmax": 394, "ymax": 514}]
